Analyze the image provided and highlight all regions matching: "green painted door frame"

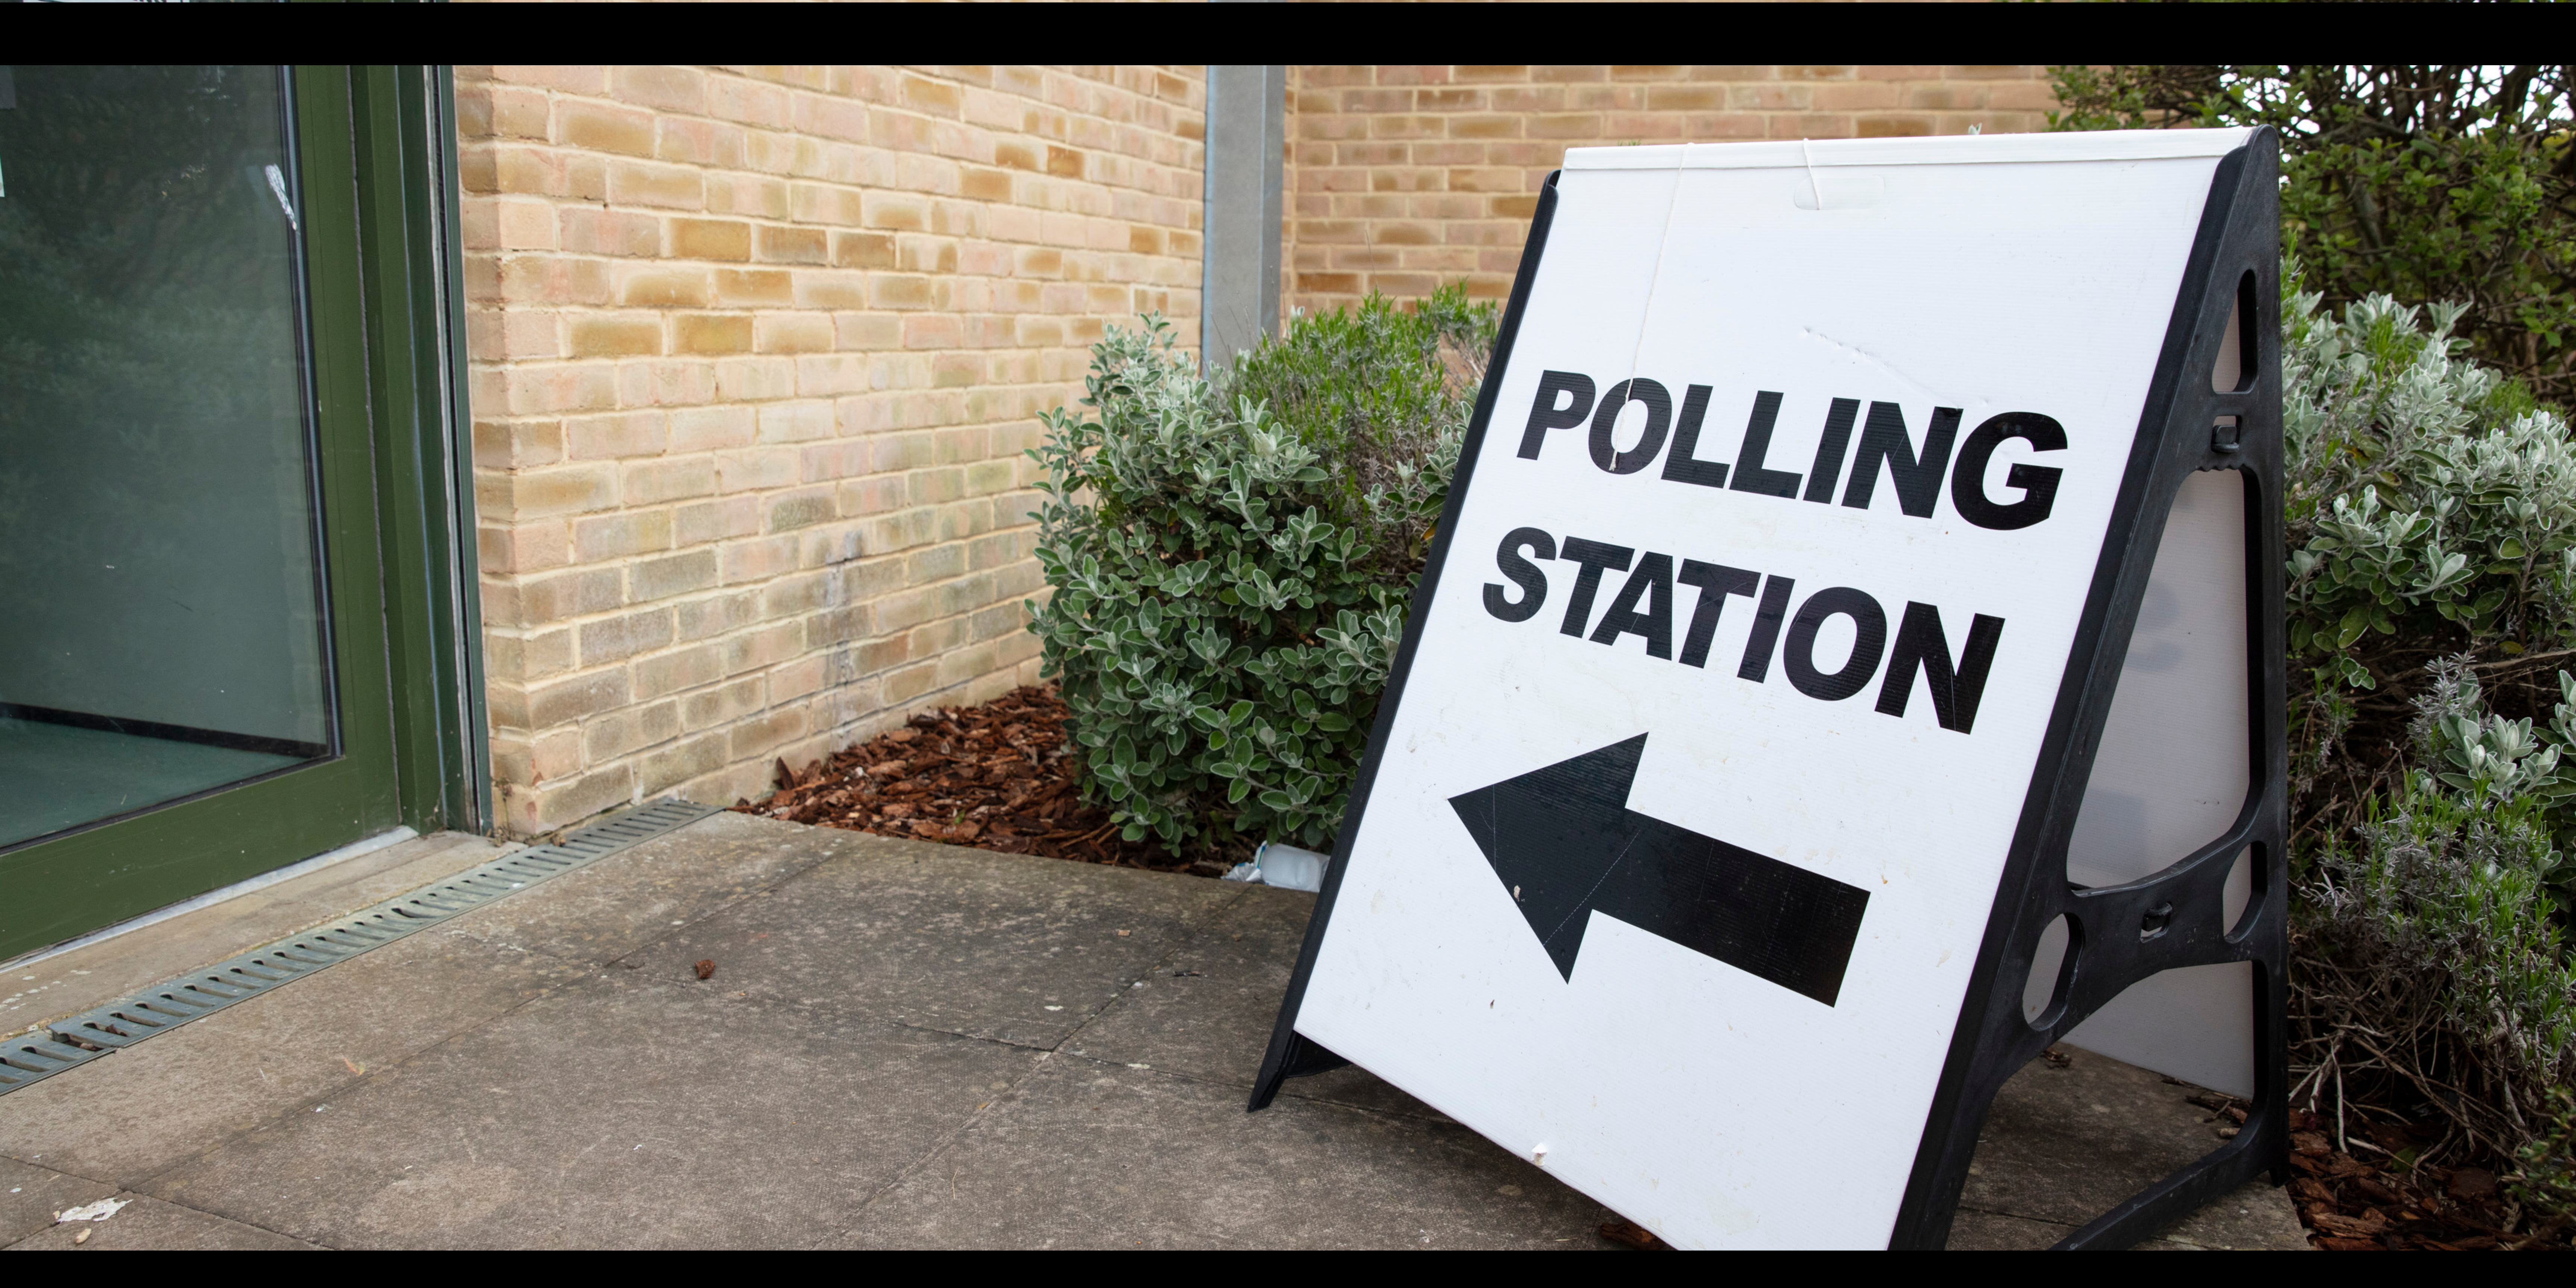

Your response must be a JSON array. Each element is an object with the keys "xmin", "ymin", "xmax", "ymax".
[
  {"xmin": 356, "ymin": 65, "xmax": 491, "ymax": 839},
  {"xmin": 0, "ymin": 66, "xmax": 483, "ymax": 963}
]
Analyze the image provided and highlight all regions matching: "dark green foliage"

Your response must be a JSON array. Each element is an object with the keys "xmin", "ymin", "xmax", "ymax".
[
  {"xmin": 2052, "ymin": 65, "xmax": 2575, "ymax": 406},
  {"xmin": 1026, "ymin": 290, "xmax": 1497, "ymax": 855},
  {"xmin": 2512, "ymin": 1087, "xmax": 2576, "ymax": 1237}
]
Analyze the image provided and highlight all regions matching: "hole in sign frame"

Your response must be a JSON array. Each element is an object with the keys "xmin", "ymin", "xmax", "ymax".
[
  {"xmin": 2213, "ymin": 270, "xmax": 2256, "ymax": 394},
  {"xmin": 2224, "ymin": 845, "xmax": 2259, "ymax": 941},
  {"xmin": 2021, "ymin": 912, "xmax": 2082, "ymax": 1030}
]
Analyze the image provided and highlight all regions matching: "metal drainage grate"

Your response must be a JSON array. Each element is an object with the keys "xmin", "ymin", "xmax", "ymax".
[{"xmin": 0, "ymin": 798, "xmax": 720, "ymax": 1096}]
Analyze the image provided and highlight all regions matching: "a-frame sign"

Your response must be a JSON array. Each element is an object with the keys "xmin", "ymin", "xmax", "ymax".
[{"xmin": 1250, "ymin": 129, "xmax": 2287, "ymax": 1250}]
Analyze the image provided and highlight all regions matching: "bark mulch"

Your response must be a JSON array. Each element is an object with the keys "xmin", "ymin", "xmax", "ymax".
[
  {"xmin": 2274, "ymin": 1107, "xmax": 2569, "ymax": 1250},
  {"xmin": 730, "ymin": 685, "xmax": 1228, "ymax": 877}
]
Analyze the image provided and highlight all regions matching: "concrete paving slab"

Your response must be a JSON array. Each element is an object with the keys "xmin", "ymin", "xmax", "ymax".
[
  {"xmin": 0, "ymin": 812, "xmax": 2311, "ymax": 1250},
  {"xmin": 1947, "ymin": 1206, "xmax": 2078, "ymax": 1250},
  {"xmin": 139, "ymin": 970, "xmax": 1044, "ymax": 1250},
  {"xmin": 832, "ymin": 1055, "xmax": 1619, "ymax": 1250},
  {"xmin": 2153, "ymin": 1177, "xmax": 2311, "ymax": 1250},
  {"xmin": 1961, "ymin": 1045, "xmax": 2240, "ymax": 1227},
  {"xmin": 4, "ymin": 1194, "xmax": 320, "ymax": 1251},
  {"xmin": 0, "ymin": 830, "xmax": 503, "ymax": 1036},
  {"xmin": 1945, "ymin": 1180, "xmax": 2299, "ymax": 1251},
  {"xmin": 1060, "ymin": 882, "xmax": 1311, "ymax": 1086},
  {"xmin": 435, "ymin": 812, "xmax": 857, "ymax": 967},
  {"xmin": 648, "ymin": 830, "xmax": 1243, "ymax": 1048},
  {"xmin": 1950, "ymin": 1045, "xmax": 2305, "ymax": 1250},
  {"xmin": 0, "ymin": 930, "xmax": 584, "ymax": 1186},
  {"xmin": 1064, "ymin": 884, "xmax": 1453, "ymax": 1122},
  {"xmin": 1, "ymin": 1158, "xmax": 116, "ymax": 1247}
]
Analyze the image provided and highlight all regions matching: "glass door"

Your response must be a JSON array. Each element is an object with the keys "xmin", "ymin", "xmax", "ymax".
[{"xmin": 0, "ymin": 66, "xmax": 413, "ymax": 962}]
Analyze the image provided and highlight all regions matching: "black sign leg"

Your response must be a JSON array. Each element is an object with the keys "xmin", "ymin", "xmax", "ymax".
[{"xmin": 1891, "ymin": 132, "xmax": 2290, "ymax": 1250}]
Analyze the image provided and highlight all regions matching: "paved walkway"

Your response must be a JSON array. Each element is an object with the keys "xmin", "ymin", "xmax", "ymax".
[{"xmin": 2, "ymin": 812, "xmax": 2305, "ymax": 1250}]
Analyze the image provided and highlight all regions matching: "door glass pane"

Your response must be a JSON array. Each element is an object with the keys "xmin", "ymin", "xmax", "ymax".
[{"xmin": 0, "ymin": 66, "xmax": 332, "ymax": 851}]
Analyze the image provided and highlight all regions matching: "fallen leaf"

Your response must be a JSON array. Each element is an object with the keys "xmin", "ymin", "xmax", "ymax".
[
  {"xmin": 694, "ymin": 960, "xmax": 716, "ymax": 980},
  {"xmin": 74, "ymin": 1228, "xmax": 91, "ymax": 1245},
  {"xmin": 2448, "ymin": 1167, "xmax": 2497, "ymax": 1201},
  {"xmin": 2291, "ymin": 1131, "xmax": 2332, "ymax": 1156}
]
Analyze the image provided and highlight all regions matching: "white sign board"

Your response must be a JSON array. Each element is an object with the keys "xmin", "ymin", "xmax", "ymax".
[{"xmin": 1268, "ymin": 129, "xmax": 2266, "ymax": 1250}]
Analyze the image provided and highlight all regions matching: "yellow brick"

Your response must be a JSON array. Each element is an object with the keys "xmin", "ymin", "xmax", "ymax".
[
  {"xmin": 672, "ymin": 218, "xmax": 752, "ymax": 261},
  {"xmin": 1856, "ymin": 114, "xmax": 1936, "ymax": 138},
  {"xmin": 756, "ymin": 315, "xmax": 836, "ymax": 354},
  {"xmin": 994, "ymin": 140, "xmax": 1041, "ymax": 172},
  {"xmin": 618, "ymin": 268, "xmax": 711, "ymax": 308},
  {"xmin": 609, "ymin": 160, "xmax": 703, "ymax": 209},
  {"xmin": 673, "ymin": 314, "xmax": 753, "ymax": 354},
  {"xmin": 559, "ymin": 102, "xmax": 656, "ymax": 157},
  {"xmin": 755, "ymin": 224, "xmax": 828, "ymax": 264},
  {"xmin": 569, "ymin": 316, "xmax": 662, "ymax": 357},
  {"xmin": 613, "ymin": 65, "xmax": 706, "ymax": 113},
  {"xmin": 900, "ymin": 74, "xmax": 963, "ymax": 117},
  {"xmin": 715, "ymin": 268, "xmax": 795, "ymax": 306}
]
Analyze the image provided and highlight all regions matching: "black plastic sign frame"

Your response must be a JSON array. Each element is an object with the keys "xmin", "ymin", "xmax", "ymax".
[{"xmin": 1250, "ymin": 132, "xmax": 2288, "ymax": 1251}]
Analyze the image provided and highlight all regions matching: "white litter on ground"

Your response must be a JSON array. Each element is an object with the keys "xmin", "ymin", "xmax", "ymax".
[{"xmin": 56, "ymin": 1197, "xmax": 128, "ymax": 1224}]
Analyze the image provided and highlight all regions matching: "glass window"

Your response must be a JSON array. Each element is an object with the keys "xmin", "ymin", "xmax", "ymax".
[{"xmin": 0, "ymin": 65, "xmax": 334, "ymax": 851}]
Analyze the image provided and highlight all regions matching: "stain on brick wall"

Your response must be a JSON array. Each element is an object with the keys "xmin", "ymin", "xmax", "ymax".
[{"xmin": 457, "ymin": 65, "xmax": 1204, "ymax": 834}]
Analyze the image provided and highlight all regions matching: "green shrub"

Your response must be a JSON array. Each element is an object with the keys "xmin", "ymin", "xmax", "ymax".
[
  {"xmin": 2285, "ymin": 289, "xmax": 2566, "ymax": 693},
  {"xmin": 2283, "ymin": 284, "xmax": 2575, "ymax": 840},
  {"xmin": 2301, "ymin": 657, "xmax": 2576, "ymax": 1158},
  {"xmin": 2512, "ymin": 1087, "xmax": 2576, "ymax": 1241},
  {"xmin": 2051, "ymin": 65, "xmax": 2575, "ymax": 406},
  {"xmin": 1025, "ymin": 290, "xmax": 1496, "ymax": 854},
  {"xmin": 2277, "ymin": 284, "xmax": 2576, "ymax": 1187}
]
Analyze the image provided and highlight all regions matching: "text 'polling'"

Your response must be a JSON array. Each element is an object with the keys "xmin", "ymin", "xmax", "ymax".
[{"xmin": 1518, "ymin": 369, "xmax": 2067, "ymax": 530}]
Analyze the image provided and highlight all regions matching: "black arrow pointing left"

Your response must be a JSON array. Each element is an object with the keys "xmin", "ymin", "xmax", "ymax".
[{"xmin": 1449, "ymin": 734, "xmax": 1871, "ymax": 1005}]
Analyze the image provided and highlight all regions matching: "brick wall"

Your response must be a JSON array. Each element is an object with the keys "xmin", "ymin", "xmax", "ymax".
[
  {"xmin": 451, "ymin": 63, "xmax": 2064, "ymax": 837},
  {"xmin": 455, "ymin": 65, "xmax": 1204, "ymax": 834},
  {"xmin": 1282, "ymin": 65, "xmax": 2059, "ymax": 314}
]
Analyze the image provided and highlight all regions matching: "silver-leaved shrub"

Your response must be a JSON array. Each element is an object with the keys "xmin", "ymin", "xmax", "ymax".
[
  {"xmin": 2286, "ymin": 279, "xmax": 2576, "ymax": 1165},
  {"xmin": 2286, "ymin": 290, "xmax": 2569, "ymax": 694},
  {"xmin": 2304, "ymin": 657, "xmax": 2576, "ymax": 1155},
  {"xmin": 1026, "ymin": 290, "xmax": 1496, "ymax": 854}
]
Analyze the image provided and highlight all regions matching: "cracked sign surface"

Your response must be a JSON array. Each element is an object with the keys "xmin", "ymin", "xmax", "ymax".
[{"xmin": 1284, "ymin": 131, "xmax": 2255, "ymax": 1248}]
